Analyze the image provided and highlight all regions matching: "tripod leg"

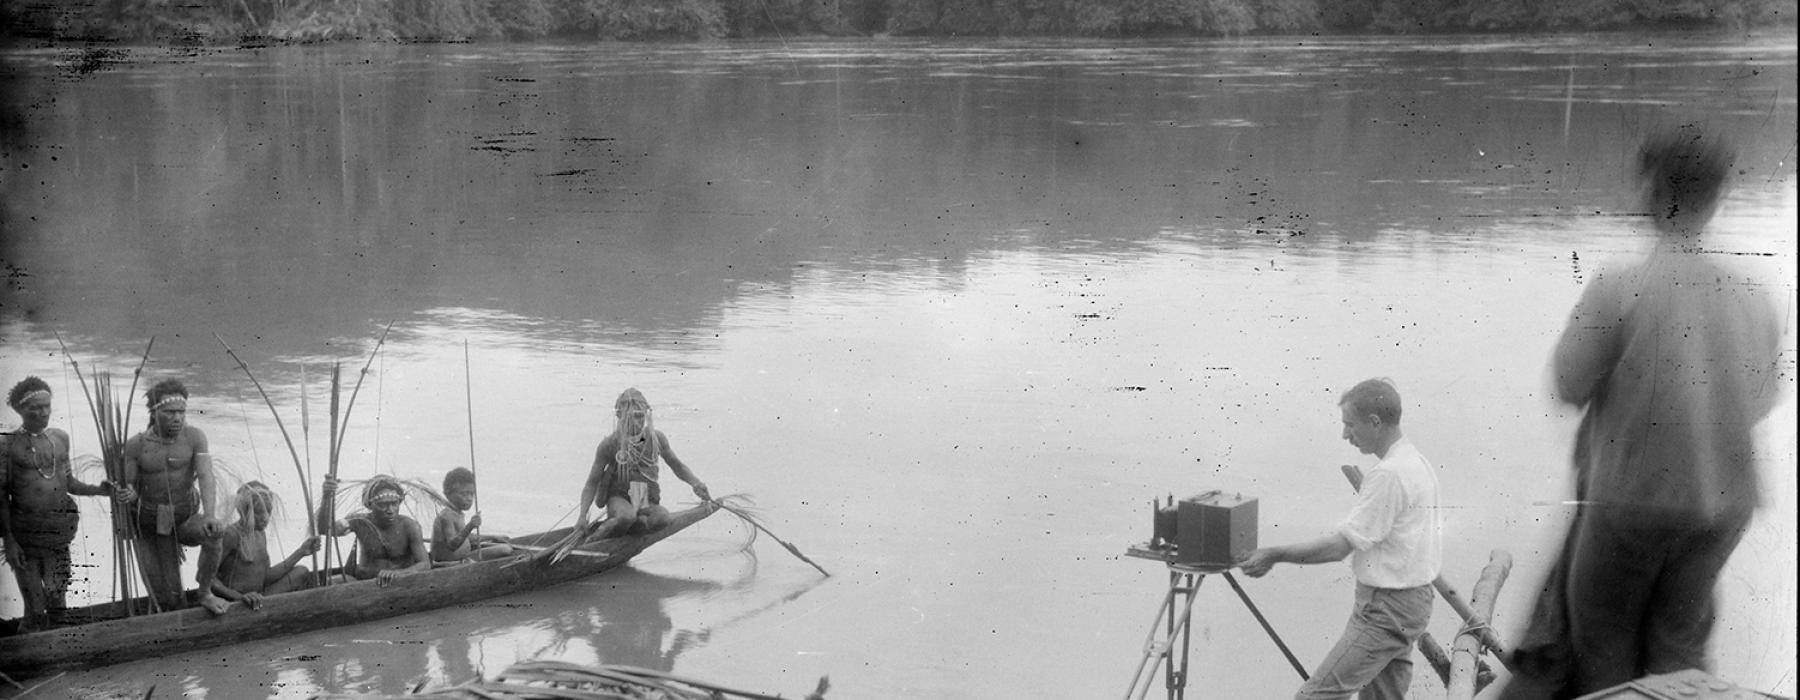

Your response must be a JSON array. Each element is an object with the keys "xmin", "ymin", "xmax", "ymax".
[
  {"xmin": 1166, "ymin": 572, "xmax": 1200, "ymax": 699},
  {"xmin": 1222, "ymin": 571, "xmax": 1310, "ymax": 681},
  {"xmin": 1126, "ymin": 582, "xmax": 1179, "ymax": 700},
  {"xmin": 1125, "ymin": 571, "xmax": 1202, "ymax": 700}
]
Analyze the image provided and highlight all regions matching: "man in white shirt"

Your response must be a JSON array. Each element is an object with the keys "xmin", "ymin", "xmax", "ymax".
[{"xmin": 1238, "ymin": 378, "xmax": 1443, "ymax": 699}]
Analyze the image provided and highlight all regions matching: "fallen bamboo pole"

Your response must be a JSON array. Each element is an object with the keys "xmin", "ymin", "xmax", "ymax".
[
  {"xmin": 1340, "ymin": 465, "xmax": 1513, "ymax": 669},
  {"xmin": 1449, "ymin": 550, "xmax": 1511, "ymax": 700}
]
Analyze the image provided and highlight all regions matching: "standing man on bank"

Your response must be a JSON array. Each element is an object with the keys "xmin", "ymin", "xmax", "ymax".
[{"xmin": 1237, "ymin": 378, "xmax": 1443, "ymax": 699}]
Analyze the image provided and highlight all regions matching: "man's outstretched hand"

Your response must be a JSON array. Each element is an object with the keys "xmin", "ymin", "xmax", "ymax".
[{"xmin": 1237, "ymin": 548, "xmax": 1278, "ymax": 578}]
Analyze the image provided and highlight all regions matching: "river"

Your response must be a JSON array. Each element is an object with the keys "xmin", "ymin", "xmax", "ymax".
[{"xmin": 0, "ymin": 32, "xmax": 1794, "ymax": 699}]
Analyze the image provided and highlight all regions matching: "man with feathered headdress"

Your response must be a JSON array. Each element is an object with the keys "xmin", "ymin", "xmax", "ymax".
[
  {"xmin": 316, "ymin": 473, "xmax": 430, "ymax": 586},
  {"xmin": 574, "ymin": 388, "xmax": 711, "ymax": 541}
]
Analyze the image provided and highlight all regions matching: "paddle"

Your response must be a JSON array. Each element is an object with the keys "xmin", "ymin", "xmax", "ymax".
[
  {"xmin": 714, "ymin": 497, "xmax": 830, "ymax": 577},
  {"xmin": 538, "ymin": 496, "xmax": 831, "ymax": 574}
]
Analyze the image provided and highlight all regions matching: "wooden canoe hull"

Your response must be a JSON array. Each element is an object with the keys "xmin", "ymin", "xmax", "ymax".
[{"xmin": 0, "ymin": 502, "xmax": 718, "ymax": 679}]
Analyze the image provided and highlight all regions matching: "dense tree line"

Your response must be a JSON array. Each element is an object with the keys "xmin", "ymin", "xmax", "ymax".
[{"xmin": 1, "ymin": 0, "xmax": 1791, "ymax": 43}]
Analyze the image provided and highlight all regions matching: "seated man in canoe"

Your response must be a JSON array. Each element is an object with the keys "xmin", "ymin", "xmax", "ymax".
[
  {"xmin": 574, "ymin": 389, "xmax": 710, "ymax": 541},
  {"xmin": 316, "ymin": 474, "xmax": 430, "ymax": 586},
  {"xmin": 205, "ymin": 481, "xmax": 320, "ymax": 609},
  {"xmin": 430, "ymin": 467, "xmax": 512, "ymax": 565}
]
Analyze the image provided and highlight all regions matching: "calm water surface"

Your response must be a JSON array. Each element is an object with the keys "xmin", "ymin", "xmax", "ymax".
[{"xmin": 0, "ymin": 33, "xmax": 1794, "ymax": 699}]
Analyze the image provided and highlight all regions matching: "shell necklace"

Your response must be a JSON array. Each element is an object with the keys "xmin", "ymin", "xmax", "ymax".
[{"xmin": 21, "ymin": 431, "xmax": 56, "ymax": 480}]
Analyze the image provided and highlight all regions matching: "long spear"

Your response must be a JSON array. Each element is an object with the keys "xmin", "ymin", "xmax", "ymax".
[
  {"xmin": 115, "ymin": 338, "xmax": 155, "ymax": 609},
  {"xmin": 319, "ymin": 322, "xmax": 392, "ymax": 580},
  {"xmin": 52, "ymin": 334, "xmax": 155, "ymax": 613},
  {"xmin": 92, "ymin": 376, "xmax": 135, "ymax": 609},
  {"xmin": 463, "ymin": 340, "xmax": 480, "ymax": 541},
  {"xmin": 329, "ymin": 321, "xmax": 394, "ymax": 469},
  {"xmin": 46, "ymin": 337, "xmax": 114, "ymax": 535},
  {"xmin": 50, "ymin": 332, "xmax": 106, "ymax": 465},
  {"xmin": 299, "ymin": 362, "xmax": 319, "ymax": 579},
  {"xmin": 322, "ymin": 362, "xmax": 342, "ymax": 583},
  {"xmin": 215, "ymin": 334, "xmax": 318, "ymax": 572},
  {"xmin": 120, "ymin": 336, "xmax": 154, "ymax": 448},
  {"xmin": 300, "ymin": 363, "xmax": 314, "ymax": 500}
]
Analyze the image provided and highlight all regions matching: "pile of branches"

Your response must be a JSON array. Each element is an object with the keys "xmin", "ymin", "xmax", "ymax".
[{"xmin": 311, "ymin": 660, "xmax": 829, "ymax": 700}]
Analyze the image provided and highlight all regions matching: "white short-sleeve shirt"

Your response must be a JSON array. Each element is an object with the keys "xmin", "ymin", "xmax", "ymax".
[{"xmin": 1335, "ymin": 438, "xmax": 1442, "ymax": 589}]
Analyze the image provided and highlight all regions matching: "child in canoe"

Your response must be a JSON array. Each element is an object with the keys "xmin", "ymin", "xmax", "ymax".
[
  {"xmin": 206, "ymin": 481, "xmax": 320, "ymax": 609},
  {"xmin": 431, "ymin": 467, "xmax": 512, "ymax": 564},
  {"xmin": 574, "ymin": 388, "xmax": 711, "ymax": 540}
]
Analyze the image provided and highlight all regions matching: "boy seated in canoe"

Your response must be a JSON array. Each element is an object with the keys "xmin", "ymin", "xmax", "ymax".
[
  {"xmin": 316, "ymin": 474, "xmax": 430, "ymax": 586},
  {"xmin": 430, "ymin": 467, "xmax": 512, "ymax": 565},
  {"xmin": 574, "ymin": 388, "xmax": 711, "ymax": 541},
  {"xmin": 205, "ymin": 481, "xmax": 320, "ymax": 610}
]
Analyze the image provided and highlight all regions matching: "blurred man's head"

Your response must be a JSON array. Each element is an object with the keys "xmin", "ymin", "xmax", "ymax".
[{"xmin": 1638, "ymin": 125, "xmax": 1735, "ymax": 237}]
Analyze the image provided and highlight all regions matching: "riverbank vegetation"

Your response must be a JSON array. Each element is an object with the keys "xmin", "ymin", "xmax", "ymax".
[{"xmin": 2, "ymin": 0, "xmax": 1792, "ymax": 43}]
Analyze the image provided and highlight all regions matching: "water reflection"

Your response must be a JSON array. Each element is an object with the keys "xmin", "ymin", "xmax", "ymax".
[
  {"xmin": 549, "ymin": 569, "xmax": 718, "ymax": 671},
  {"xmin": 6, "ymin": 37, "xmax": 1791, "ymax": 355},
  {"xmin": 22, "ymin": 543, "xmax": 826, "ymax": 699}
]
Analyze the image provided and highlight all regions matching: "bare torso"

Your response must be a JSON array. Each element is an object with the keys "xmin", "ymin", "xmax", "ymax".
[
  {"xmin": 432, "ymin": 509, "xmax": 470, "ymax": 561},
  {"xmin": 126, "ymin": 427, "xmax": 204, "ymax": 506},
  {"xmin": 2, "ymin": 429, "xmax": 79, "ymax": 514},
  {"xmin": 349, "ymin": 515, "xmax": 427, "ymax": 578},
  {"xmin": 216, "ymin": 527, "xmax": 272, "ymax": 593}
]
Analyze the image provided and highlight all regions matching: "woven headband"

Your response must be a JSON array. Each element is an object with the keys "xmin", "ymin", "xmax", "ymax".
[{"xmin": 364, "ymin": 477, "xmax": 406, "ymax": 507}]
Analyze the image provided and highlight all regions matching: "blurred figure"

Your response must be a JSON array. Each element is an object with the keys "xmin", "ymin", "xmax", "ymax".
[{"xmin": 1508, "ymin": 125, "xmax": 1784, "ymax": 697}]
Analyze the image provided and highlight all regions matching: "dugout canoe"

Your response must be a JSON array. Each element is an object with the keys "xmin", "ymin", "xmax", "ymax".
[{"xmin": 0, "ymin": 501, "xmax": 719, "ymax": 679}]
